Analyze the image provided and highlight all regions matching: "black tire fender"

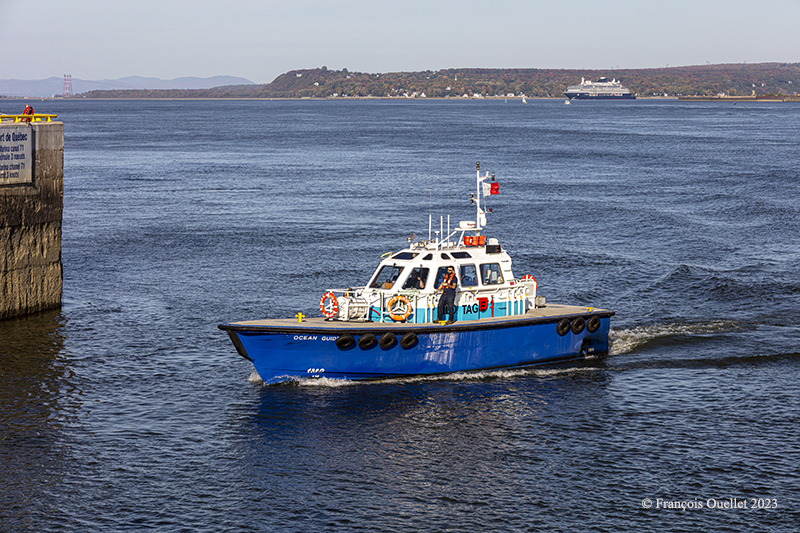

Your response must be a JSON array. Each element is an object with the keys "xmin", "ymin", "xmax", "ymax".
[
  {"xmin": 400, "ymin": 332, "xmax": 418, "ymax": 349},
  {"xmin": 379, "ymin": 332, "xmax": 397, "ymax": 350},
  {"xmin": 556, "ymin": 318, "xmax": 571, "ymax": 336},
  {"xmin": 336, "ymin": 333, "xmax": 355, "ymax": 350},
  {"xmin": 358, "ymin": 333, "xmax": 377, "ymax": 350},
  {"xmin": 586, "ymin": 315, "xmax": 601, "ymax": 333}
]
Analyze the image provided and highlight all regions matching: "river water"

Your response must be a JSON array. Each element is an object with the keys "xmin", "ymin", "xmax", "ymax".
[{"xmin": 1, "ymin": 97, "xmax": 799, "ymax": 531}]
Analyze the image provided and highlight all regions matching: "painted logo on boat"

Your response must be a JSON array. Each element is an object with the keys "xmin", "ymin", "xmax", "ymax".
[{"xmin": 293, "ymin": 335, "xmax": 338, "ymax": 341}]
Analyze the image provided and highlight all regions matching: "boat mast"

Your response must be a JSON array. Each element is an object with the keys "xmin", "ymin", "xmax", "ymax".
[
  {"xmin": 476, "ymin": 162, "xmax": 482, "ymax": 231},
  {"xmin": 475, "ymin": 161, "xmax": 491, "ymax": 232}
]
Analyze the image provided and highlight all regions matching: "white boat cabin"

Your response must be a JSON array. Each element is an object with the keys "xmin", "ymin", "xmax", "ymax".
[{"xmin": 319, "ymin": 165, "xmax": 541, "ymax": 323}]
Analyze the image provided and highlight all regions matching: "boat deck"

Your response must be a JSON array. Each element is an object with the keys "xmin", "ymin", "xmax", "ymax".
[{"xmin": 220, "ymin": 304, "xmax": 614, "ymax": 333}]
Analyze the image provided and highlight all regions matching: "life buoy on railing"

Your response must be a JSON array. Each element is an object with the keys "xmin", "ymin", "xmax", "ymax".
[
  {"xmin": 319, "ymin": 291, "xmax": 339, "ymax": 318},
  {"xmin": 386, "ymin": 294, "xmax": 412, "ymax": 321},
  {"xmin": 521, "ymin": 275, "xmax": 536, "ymax": 282}
]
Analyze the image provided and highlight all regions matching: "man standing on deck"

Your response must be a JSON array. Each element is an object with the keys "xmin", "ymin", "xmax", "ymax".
[{"xmin": 437, "ymin": 266, "xmax": 458, "ymax": 324}]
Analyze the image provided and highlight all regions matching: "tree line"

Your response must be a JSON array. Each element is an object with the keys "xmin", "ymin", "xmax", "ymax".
[{"xmin": 79, "ymin": 63, "xmax": 800, "ymax": 99}]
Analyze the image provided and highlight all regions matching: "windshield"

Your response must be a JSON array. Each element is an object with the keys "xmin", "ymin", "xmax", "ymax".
[
  {"xmin": 369, "ymin": 265, "xmax": 405, "ymax": 289},
  {"xmin": 402, "ymin": 267, "xmax": 429, "ymax": 290},
  {"xmin": 480, "ymin": 263, "xmax": 504, "ymax": 285},
  {"xmin": 460, "ymin": 264, "xmax": 478, "ymax": 288}
]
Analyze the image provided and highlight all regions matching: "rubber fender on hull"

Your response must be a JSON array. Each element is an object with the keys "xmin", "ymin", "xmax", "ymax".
[
  {"xmin": 556, "ymin": 318, "xmax": 571, "ymax": 336},
  {"xmin": 336, "ymin": 333, "xmax": 355, "ymax": 350},
  {"xmin": 358, "ymin": 333, "xmax": 378, "ymax": 350},
  {"xmin": 400, "ymin": 332, "xmax": 418, "ymax": 349},
  {"xmin": 379, "ymin": 332, "xmax": 397, "ymax": 350},
  {"xmin": 586, "ymin": 315, "xmax": 601, "ymax": 334},
  {"xmin": 571, "ymin": 317, "xmax": 585, "ymax": 334}
]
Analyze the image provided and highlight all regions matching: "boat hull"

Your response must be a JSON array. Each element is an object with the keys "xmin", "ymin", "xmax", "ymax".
[{"xmin": 219, "ymin": 305, "xmax": 613, "ymax": 383}]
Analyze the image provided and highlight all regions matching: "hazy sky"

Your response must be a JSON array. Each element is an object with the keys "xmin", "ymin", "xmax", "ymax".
[{"xmin": 3, "ymin": 0, "xmax": 798, "ymax": 83}]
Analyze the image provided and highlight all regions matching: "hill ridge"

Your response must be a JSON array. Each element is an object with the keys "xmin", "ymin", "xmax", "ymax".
[{"xmin": 23, "ymin": 63, "xmax": 800, "ymax": 99}]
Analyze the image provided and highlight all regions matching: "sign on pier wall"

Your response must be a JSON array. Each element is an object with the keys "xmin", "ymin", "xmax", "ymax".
[{"xmin": 0, "ymin": 125, "xmax": 33, "ymax": 185}]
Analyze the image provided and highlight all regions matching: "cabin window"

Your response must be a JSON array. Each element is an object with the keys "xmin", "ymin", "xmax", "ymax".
[
  {"xmin": 440, "ymin": 253, "xmax": 451, "ymax": 259},
  {"xmin": 451, "ymin": 252, "xmax": 472, "ymax": 259},
  {"xmin": 480, "ymin": 263, "xmax": 505, "ymax": 285},
  {"xmin": 402, "ymin": 267, "xmax": 429, "ymax": 290},
  {"xmin": 370, "ymin": 265, "xmax": 405, "ymax": 289},
  {"xmin": 392, "ymin": 252, "xmax": 418, "ymax": 260},
  {"xmin": 433, "ymin": 266, "xmax": 455, "ymax": 290},
  {"xmin": 460, "ymin": 264, "xmax": 478, "ymax": 288},
  {"xmin": 422, "ymin": 254, "xmax": 433, "ymax": 261}
]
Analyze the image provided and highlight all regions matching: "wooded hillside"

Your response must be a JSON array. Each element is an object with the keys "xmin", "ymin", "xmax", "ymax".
[{"xmin": 80, "ymin": 63, "xmax": 800, "ymax": 99}]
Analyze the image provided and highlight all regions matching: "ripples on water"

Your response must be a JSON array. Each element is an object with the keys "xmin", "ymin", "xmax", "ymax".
[{"xmin": 1, "ymin": 99, "xmax": 799, "ymax": 531}]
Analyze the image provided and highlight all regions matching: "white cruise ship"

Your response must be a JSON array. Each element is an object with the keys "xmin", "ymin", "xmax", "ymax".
[{"xmin": 564, "ymin": 77, "xmax": 635, "ymax": 100}]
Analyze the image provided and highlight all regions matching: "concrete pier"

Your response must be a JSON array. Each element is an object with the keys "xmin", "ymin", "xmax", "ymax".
[{"xmin": 0, "ymin": 120, "xmax": 64, "ymax": 320}]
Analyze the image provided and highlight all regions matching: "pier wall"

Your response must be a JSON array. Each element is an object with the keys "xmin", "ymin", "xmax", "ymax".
[{"xmin": 0, "ymin": 121, "xmax": 64, "ymax": 320}]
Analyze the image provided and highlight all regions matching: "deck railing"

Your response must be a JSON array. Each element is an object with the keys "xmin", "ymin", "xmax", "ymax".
[{"xmin": 0, "ymin": 114, "xmax": 58, "ymax": 123}]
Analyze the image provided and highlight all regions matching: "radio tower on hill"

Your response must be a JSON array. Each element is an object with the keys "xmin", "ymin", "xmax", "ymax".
[{"xmin": 63, "ymin": 74, "xmax": 73, "ymax": 98}]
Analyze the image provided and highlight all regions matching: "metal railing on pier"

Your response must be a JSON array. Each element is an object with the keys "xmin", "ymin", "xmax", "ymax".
[{"xmin": 0, "ymin": 114, "xmax": 58, "ymax": 123}]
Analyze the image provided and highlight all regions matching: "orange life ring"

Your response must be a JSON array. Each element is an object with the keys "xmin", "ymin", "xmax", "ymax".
[
  {"xmin": 22, "ymin": 105, "xmax": 34, "ymax": 122},
  {"xmin": 521, "ymin": 275, "xmax": 537, "ymax": 283},
  {"xmin": 319, "ymin": 291, "xmax": 339, "ymax": 318},
  {"xmin": 386, "ymin": 294, "xmax": 412, "ymax": 321}
]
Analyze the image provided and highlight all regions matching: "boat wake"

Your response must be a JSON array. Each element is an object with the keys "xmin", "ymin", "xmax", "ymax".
[
  {"xmin": 609, "ymin": 320, "xmax": 741, "ymax": 355},
  {"xmin": 248, "ymin": 370, "xmax": 358, "ymax": 388},
  {"xmin": 248, "ymin": 364, "xmax": 605, "ymax": 388},
  {"xmin": 395, "ymin": 364, "xmax": 604, "ymax": 384}
]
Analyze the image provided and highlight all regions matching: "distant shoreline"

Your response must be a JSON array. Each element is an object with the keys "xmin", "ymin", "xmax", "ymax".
[
  {"xmin": 5, "ymin": 63, "xmax": 800, "ymax": 100},
  {"xmin": 678, "ymin": 95, "xmax": 800, "ymax": 102},
  {"xmin": 5, "ymin": 94, "xmax": 800, "ymax": 103},
  {"xmin": 5, "ymin": 95, "xmax": 682, "ymax": 102}
]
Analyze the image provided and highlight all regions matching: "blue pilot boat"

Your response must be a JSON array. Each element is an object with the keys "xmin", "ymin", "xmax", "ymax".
[{"xmin": 219, "ymin": 163, "xmax": 614, "ymax": 383}]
